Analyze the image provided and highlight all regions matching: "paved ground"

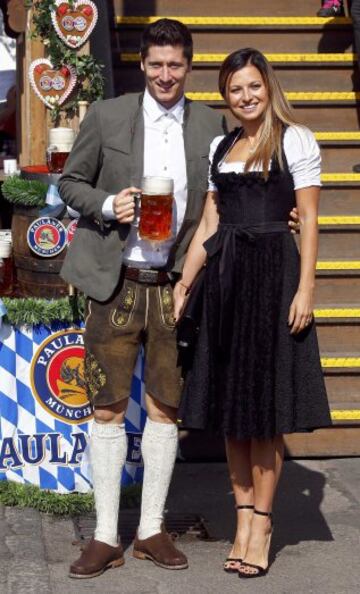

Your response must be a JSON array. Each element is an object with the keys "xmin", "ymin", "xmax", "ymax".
[{"xmin": 1, "ymin": 459, "xmax": 360, "ymax": 594}]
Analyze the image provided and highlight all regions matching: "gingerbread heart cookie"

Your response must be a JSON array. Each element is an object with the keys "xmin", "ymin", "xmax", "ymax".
[
  {"xmin": 29, "ymin": 59, "xmax": 77, "ymax": 109},
  {"xmin": 51, "ymin": 1, "xmax": 98, "ymax": 48}
]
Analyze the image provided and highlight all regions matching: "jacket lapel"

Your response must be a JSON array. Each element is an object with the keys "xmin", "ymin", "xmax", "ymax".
[{"xmin": 130, "ymin": 94, "xmax": 145, "ymax": 186}]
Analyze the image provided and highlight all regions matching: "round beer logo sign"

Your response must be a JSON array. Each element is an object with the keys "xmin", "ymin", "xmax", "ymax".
[
  {"xmin": 27, "ymin": 217, "xmax": 67, "ymax": 257},
  {"xmin": 30, "ymin": 329, "xmax": 93, "ymax": 424}
]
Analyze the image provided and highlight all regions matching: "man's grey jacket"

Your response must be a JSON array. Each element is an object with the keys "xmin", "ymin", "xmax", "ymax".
[{"xmin": 59, "ymin": 93, "xmax": 226, "ymax": 301}]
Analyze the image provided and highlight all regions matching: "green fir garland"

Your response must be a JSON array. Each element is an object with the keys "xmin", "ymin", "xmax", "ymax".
[
  {"xmin": 0, "ymin": 481, "xmax": 142, "ymax": 515},
  {"xmin": 2, "ymin": 175, "xmax": 48, "ymax": 207},
  {"xmin": 26, "ymin": 0, "xmax": 105, "ymax": 122},
  {"xmin": 2, "ymin": 296, "xmax": 86, "ymax": 326}
]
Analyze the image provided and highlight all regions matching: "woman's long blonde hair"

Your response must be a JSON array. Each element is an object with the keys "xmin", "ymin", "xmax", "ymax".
[{"xmin": 219, "ymin": 48, "xmax": 299, "ymax": 178}]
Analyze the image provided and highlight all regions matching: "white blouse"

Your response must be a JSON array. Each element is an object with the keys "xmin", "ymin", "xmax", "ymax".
[{"xmin": 208, "ymin": 125, "xmax": 321, "ymax": 192}]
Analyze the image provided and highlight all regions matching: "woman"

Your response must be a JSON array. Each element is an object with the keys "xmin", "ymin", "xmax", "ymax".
[{"xmin": 173, "ymin": 48, "xmax": 331, "ymax": 578}]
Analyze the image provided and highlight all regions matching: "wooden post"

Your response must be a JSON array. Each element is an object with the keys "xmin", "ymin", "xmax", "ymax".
[
  {"xmin": 17, "ymin": 9, "xmax": 47, "ymax": 167},
  {"xmin": 78, "ymin": 101, "xmax": 89, "ymax": 125}
]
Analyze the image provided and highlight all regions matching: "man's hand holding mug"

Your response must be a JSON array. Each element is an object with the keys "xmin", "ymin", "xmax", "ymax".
[{"xmin": 112, "ymin": 187, "xmax": 141, "ymax": 224}]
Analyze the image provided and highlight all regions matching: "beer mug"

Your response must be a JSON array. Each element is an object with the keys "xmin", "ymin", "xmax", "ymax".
[
  {"xmin": 46, "ymin": 127, "xmax": 75, "ymax": 173},
  {"xmin": 138, "ymin": 176, "xmax": 174, "ymax": 242}
]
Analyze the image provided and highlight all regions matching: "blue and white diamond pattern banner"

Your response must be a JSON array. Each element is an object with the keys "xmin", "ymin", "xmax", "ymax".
[{"xmin": 0, "ymin": 322, "xmax": 146, "ymax": 493}]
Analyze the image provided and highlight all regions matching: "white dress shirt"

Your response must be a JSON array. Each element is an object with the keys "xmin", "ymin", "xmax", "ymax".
[
  {"xmin": 102, "ymin": 89, "xmax": 187, "ymax": 269},
  {"xmin": 208, "ymin": 125, "xmax": 321, "ymax": 191}
]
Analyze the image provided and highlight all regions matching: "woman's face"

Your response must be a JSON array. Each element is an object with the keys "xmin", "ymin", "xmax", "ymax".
[{"xmin": 226, "ymin": 64, "xmax": 269, "ymax": 123}]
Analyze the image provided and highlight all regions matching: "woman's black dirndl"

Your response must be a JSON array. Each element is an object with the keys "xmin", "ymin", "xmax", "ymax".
[{"xmin": 178, "ymin": 128, "xmax": 331, "ymax": 440}]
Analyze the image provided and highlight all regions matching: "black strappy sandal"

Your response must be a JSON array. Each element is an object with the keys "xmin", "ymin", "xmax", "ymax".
[
  {"xmin": 223, "ymin": 505, "xmax": 254, "ymax": 573},
  {"xmin": 238, "ymin": 509, "xmax": 273, "ymax": 579}
]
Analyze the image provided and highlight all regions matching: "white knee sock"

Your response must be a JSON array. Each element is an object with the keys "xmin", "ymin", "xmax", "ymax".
[
  {"xmin": 90, "ymin": 421, "xmax": 127, "ymax": 547},
  {"xmin": 138, "ymin": 417, "xmax": 178, "ymax": 540}
]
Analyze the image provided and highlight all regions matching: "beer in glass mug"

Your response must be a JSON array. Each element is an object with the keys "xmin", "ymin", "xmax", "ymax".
[
  {"xmin": 46, "ymin": 127, "xmax": 75, "ymax": 173},
  {"xmin": 139, "ymin": 176, "xmax": 174, "ymax": 242}
]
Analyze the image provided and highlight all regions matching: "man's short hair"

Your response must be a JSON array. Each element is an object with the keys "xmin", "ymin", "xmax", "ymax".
[{"xmin": 140, "ymin": 18, "xmax": 193, "ymax": 63}]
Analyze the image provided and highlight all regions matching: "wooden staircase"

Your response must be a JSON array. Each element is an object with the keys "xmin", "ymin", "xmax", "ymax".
[{"xmin": 110, "ymin": 0, "xmax": 360, "ymax": 456}]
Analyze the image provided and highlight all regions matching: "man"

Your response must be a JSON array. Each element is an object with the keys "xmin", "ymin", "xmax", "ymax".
[
  {"xmin": 59, "ymin": 18, "xmax": 226, "ymax": 579},
  {"xmin": 60, "ymin": 18, "xmax": 298, "ymax": 579}
]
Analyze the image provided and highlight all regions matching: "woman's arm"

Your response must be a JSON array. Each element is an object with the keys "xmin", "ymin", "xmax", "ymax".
[
  {"xmin": 173, "ymin": 191, "xmax": 219, "ymax": 321},
  {"xmin": 288, "ymin": 185, "xmax": 320, "ymax": 334}
]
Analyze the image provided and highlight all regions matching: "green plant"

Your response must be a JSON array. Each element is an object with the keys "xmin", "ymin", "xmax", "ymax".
[
  {"xmin": 27, "ymin": 0, "xmax": 104, "ymax": 122},
  {"xmin": 2, "ymin": 175, "xmax": 48, "ymax": 207},
  {"xmin": 0, "ymin": 480, "xmax": 142, "ymax": 515},
  {"xmin": 2, "ymin": 295, "xmax": 86, "ymax": 326}
]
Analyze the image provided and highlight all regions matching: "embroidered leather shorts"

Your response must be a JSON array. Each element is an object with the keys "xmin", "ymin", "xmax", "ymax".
[{"xmin": 83, "ymin": 274, "xmax": 182, "ymax": 409}]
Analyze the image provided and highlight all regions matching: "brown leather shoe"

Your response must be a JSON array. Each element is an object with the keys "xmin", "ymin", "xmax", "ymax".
[
  {"xmin": 69, "ymin": 538, "xmax": 125, "ymax": 579},
  {"xmin": 133, "ymin": 530, "xmax": 188, "ymax": 570}
]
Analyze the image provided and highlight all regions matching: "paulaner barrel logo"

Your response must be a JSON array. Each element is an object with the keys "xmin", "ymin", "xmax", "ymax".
[
  {"xmin": 30, "ymin": 329, "xmax": 93, "ymax": 424},
  {"xmin": 27, "ymin": 216, "xmax": 67, "ymax": 257}
]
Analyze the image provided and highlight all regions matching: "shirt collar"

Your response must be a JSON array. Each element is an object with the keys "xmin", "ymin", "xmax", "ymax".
[{"xmin": 143, "ymin": 88, "xmax": 185, "ymax": 123}]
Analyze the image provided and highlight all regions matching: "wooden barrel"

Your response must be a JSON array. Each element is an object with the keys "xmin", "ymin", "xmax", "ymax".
[
  {"xmin": 12, "ymin": 167, "xmax": 71, "ymax": 298},
  {"xmin": 12, "ymin": 205, "xmax": 71, "ymax": 298}
]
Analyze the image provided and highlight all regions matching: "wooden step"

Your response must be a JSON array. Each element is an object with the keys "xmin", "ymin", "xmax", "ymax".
[
  {"xmin": 315, "ymin": 307, "xmax": 360, "ymax": 321},
  {"xmin": 183, "ymin": 97, "xmax": 360, "ymax": 136},
  {"xmin": 318, "ymin": 325, "xmax": 360, "ymax": 353},
  {"xmin": 321, "ymin": 356, "xmax": 360, "ymax": 371},
  {"xmin": 319, "ymin": 189, "xmax": 360, "ymax": 218},
  {"xmin": 321, "ymin": 173, "xmax": 360, "ymax": 185},
  {"xmin": 317, "ymin": 260, "xmax": 360, "ymax": 272},
  {"xmin": 330, "ymin": 408, "xmax": 360, "ymax": 422},
  {"xmin": 316, "ymin": 132, "xmax": 360, "ymax": 142},
  {"xmin": 285, "ymin": 427, "xmax": 360, "ymax": 456},
  {"xmin": 119, "ymin": 52, "xmax": 358, "ymax": 95},
  {"xmin": 113, "ymin": 1, "xmax": 349, "ymax": 18},
  {"xmin": 120, "ymin": 52, "xmax": 357, "ymax": 65},
  {"xmin": 193, "ymin": 70, "xmax": 356, "ymax": 93},
  {"xmin": 265, "ymin": 106, "xmax": 359, "ymax": 131},
  {"xmin": 113, "ymin": 27, "xmax": 352, "ymax": 55},
  {"xmin": 299, "ymin": 304, "xmax": 360, "ymax": 353},
  {"xmin": 118, "ymin": 63, "xmax": 357, "ymax": 93},
  {"xmin": 315, "ymin": 277, "xmax": 360, "ymax": 304},
  {"xmin": 316, "ymin": 314, "xmax": 360, "ymax": 355},
  {"xmin": 185, "ymin": 91, "xmax": 360, "ymax": 104},
  {"xmin": 114, "ymin": 16, "xmax": 351, "ymax": 28},
  {"xmin": 318, "ymin": 217, "xmax": 360, "ymax": 229},
  {"xmin": 324, "ymin": 375, "xmax": 360, "ymax": 403},
  {"xmin": 321, "ymin": 147, "xmax": 360, "ymax": 172},
  {"xmin": 317, "ymin": 232, "xmax": 360, "ymax": 260}
]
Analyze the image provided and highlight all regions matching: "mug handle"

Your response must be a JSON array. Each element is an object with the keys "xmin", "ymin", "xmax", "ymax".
[{"xmin": 131, "ymin": 191, "xmax": 142, "ymax": 228}]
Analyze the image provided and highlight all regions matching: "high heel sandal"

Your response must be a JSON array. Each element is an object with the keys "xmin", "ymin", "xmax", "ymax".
[
  {"xmin": 238, "ymin": 509, "xmax": 273, "ymax": 579},
  {"xmin": 223, "ymin": 505, "xmax": 254, "ymax": 573}
]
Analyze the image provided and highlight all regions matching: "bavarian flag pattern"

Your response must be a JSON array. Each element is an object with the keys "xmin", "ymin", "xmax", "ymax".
[{"xmin": 0, "ymin": 322, "xmax": 146, "ymax": 493}]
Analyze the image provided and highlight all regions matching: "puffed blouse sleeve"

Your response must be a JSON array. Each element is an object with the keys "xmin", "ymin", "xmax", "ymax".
[
  {"xmin": 207, "ymin": 135, "xmax": 225, "ymax": 192},
  {"xmin": 284, "ymin": 125, "xmax": 322, "ymax": 190}
]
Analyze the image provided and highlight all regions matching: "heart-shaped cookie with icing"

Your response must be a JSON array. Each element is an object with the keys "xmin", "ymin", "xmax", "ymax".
[
  {"xmin": 29, "ymin": 59, "xmax": 77, "ymax": 109},
  {"xmin": 51, "ymin": 1, "xmax": 98, "ymax": 48}
]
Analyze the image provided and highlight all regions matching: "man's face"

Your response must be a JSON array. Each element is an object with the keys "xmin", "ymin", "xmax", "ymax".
[{"xmin": 141, "ymin": 45, "xmax": 191, "ymax": 109}]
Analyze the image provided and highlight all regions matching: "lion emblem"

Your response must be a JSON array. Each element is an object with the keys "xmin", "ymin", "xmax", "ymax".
[{"xmin": 56, "ymin": 356, "xmax": 88, "ymax": 406}]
